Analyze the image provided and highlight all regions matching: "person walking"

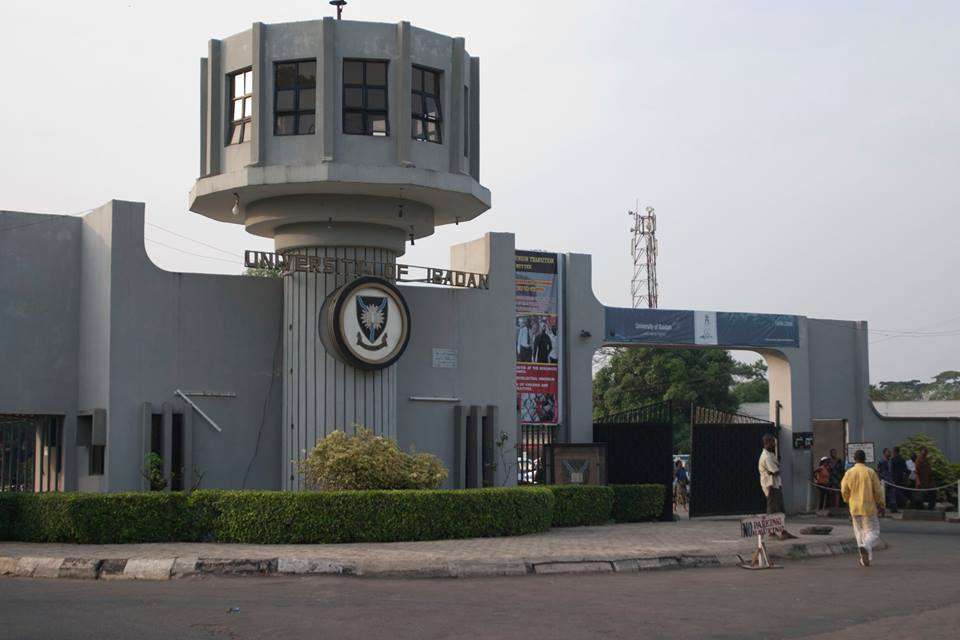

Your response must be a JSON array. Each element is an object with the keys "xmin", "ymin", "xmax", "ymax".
[
  {"xmin": 915, "ymin": 447, "xmax": 936, "ymax": 510},
  {"xmin": 758, "ymin": 434, "xmax": 797, "ymax": 540},
  {"xmin": 876, "ymin": 448, "xmax": 897, "ymax": 514},
  {"xmin": 841, "ymin": 449, "xmax": 885, "ymax": 567},
  {"xmin": 673, "ymin": 460, "xmax": 689, "ymax": 511}
]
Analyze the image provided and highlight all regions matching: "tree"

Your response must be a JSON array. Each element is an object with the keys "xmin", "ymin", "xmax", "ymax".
[
  {"xmin": 870, "ymin": 379, "xmax": 924, "ymax": 401},
  {"xmin": 244, "ymin": 267, "xmax": 280, "ymax": 278},
  {"xmin": 592, "ymin": 347, "xmax": 739, "ymax": 453},
  {"xmin": 731, "ymin": 360, "xmax": 769, "ymax": 404}
]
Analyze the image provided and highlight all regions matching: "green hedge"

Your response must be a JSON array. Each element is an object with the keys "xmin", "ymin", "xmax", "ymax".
[
  {"xmin": 611, "ymin": 484, "xmax": 665, "ymax": 522},
  {"xmin": 0, "ymin": 487, "xmax": 554, "ymax": 545},
  {"xmin": 547, "ymin": 485, "xmax": 614, "ymax": 527},
  {"xmin": 0, "ymin": 484, "xmax": 664, "ymax": 544}
]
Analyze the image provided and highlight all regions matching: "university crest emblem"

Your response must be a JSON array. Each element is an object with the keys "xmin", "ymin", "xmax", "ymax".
[
  {"xmin": 356, "ymin": 296, "xmax": 389, "ymax": 350},
  {"xmin": 319, "ymin": 276, "xmax": 411, "ymax": 371}
]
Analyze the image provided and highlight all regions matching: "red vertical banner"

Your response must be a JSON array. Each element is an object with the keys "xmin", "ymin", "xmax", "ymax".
[{"xmin": 515, "ymin": 251, "xmax": 561, "ymax": 426}]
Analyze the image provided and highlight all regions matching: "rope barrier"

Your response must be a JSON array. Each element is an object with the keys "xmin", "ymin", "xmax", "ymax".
[
  {"xmin": 811, "ymin": 480, "xmax": 958, "ymax": 493},
  {"xmin": 810, "ymin": 482, "xmax": 842, "ymax": 492},
  {"xmin": 881, "ymin": 479, "xmax": 958, "ymax": 492}
]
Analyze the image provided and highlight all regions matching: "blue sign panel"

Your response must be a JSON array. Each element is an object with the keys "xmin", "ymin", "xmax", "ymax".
[{"xmin": 604, "ymin": 308, "xmax": 799, "ymax": 349}]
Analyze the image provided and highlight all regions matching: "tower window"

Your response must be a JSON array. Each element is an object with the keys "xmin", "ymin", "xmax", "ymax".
[
  {"xmin": 463, "ymin": 85, "xmax": 469, "ymax": 156},
  {"xmin": 343, "ymin": 59, "xmax": 389, "ymax": 136},
  {"xmin": 275, "ymin": 60, "xmax": 317, "ymax": 136},
  {"xmin": 228, "ymin": 68, "xmax": 254, "ymax": 145},
  {"xmin": 411, "ymin": 66, "xmax": 442, "ymax": 144}
]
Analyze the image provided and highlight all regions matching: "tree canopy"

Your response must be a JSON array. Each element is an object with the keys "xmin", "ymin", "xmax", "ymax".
[
  {"xmin": 592, "ymin": 347, "xmax": 742, "ymax": 453},
  {"xmin": 870, "ymin": 372, "xmax": 960, "ymax": 401}
]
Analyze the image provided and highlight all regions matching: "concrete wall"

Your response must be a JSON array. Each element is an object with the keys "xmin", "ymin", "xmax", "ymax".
[
  {"xmin": 395, "ymin": 232, "xmax": 516, "ymax": 488},
  {"xmin": 1, "ymin": 203, "xmax": 284, "ymax": 492}
]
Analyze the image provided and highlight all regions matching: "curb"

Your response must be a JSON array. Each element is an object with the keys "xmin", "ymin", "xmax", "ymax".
[{"xmin": 0, "ymin": 537, "xmax": 870, "ymax": 581}]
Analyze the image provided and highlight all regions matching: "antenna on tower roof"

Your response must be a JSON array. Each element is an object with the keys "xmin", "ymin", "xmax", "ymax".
[
  {"xmin": 330, "ymin": 0, "xmax": 347, "ymax": 20},
  {"xmin": 629, "ymin": 204, "xmax": 659, "ymax": 309}
]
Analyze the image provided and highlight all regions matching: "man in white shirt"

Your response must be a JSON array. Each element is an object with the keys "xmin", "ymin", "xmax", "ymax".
[
  {"xmin": 758, "ymin": 433, "xmax": 797, "ymax": 540},
  {"xmin": 516, "ymin": 318, "xmax": 532, "ymax": 362}
]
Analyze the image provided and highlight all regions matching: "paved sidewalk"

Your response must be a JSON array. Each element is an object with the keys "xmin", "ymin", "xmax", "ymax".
[{"xmin": 0, "ymin": 518, "xmax": 868, "ymax": 581}]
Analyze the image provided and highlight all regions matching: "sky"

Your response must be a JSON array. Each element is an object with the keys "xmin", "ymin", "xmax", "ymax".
[{"xmin": 1, "ymin": 0, "xmax": 958, "ymax": 383}]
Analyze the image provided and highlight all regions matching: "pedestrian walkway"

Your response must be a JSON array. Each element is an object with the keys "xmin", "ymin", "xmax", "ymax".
[{"xmin": 0, "ymin": 518, "xmax": 867, "ymax": 581}]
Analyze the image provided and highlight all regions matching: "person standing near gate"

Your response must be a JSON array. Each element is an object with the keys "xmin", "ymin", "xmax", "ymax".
[
  {"xmin": 915, "ymin": 447, "xmax": 936, "ymax": 510},
  {"xmin": 876, "ymin": 448, "xmax": 898, "ymax": 514},
  {"xmin": 841, "ymin": 449, "xmax": 885, "ymax": 567},
  {"xmin": 758, "ymin": 434, "xmax": 797, "ymax": 540}
]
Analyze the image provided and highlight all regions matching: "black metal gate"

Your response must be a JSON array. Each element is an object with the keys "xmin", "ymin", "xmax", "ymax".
[
  {"xmin": 689, "ymin": 407, "xmax": 776, "ymax": 518},
  {"xmin": 594, "ymin": 401, "xmax": 675, "ymax": 521},
  {"xmin": 518, "ymin": 424, "xmax": 554, "ymax": 485},
  {"xmin": 0, "ymin": 415, "xmax": 38, "ymax": 492}
]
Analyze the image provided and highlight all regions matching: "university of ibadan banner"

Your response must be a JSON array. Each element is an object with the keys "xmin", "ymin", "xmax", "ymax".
[
  {"xmin": 604, "ymin": 308, "xmax": 799, "ymax": 348},
  {"xmin": 515, "ymin": 251, "xmax": 562, "ymax": 426}
]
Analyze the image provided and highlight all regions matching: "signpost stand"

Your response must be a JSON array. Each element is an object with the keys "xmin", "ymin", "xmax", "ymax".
[{"xmin": 739, "ymin": 513, "xmax": 785, "ymax": 570}]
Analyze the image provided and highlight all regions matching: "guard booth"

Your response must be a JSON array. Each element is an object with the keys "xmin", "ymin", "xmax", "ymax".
[
  {"xmin": 593, "ymin": 400, "xmax": 676, "ymax": 521},
  {"xmin": 689, "ymin": 406, "xmax": 777, "ymax": 518}
]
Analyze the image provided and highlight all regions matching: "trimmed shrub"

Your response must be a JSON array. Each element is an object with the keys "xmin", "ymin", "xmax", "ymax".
[
  {"xmin": 611, "ymin": 484, "xmax": 666, "ymax": 522},
  {"xmin": 547, "ymin": 485, "xmax": 614, "ymax": 527},
  {"xmin": 6, "ymin": 492, "xmax": 190, "ymax": 544},
  {"xmin": 299, "ymin": 428, "xmax": 448, "ymax": 490},
  {"xmin": 1, "ymin": 486, "xmax": 553, "ymax": 545}
]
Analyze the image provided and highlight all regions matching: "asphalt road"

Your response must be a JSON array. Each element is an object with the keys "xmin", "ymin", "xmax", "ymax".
[{"xmin": 1, "ymin": 519, "xmax": 957, "ymax": 640}]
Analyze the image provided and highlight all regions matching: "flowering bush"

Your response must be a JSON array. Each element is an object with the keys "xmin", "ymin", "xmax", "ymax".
[{"xmin": 299, "ymin": 427, "xmax": 447, "ymax": 491}]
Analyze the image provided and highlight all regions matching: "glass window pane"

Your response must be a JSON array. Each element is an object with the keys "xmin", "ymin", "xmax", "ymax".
[
  {"xmin": 367, "ymin": 88, "xmax": 387, "ymax": 110},
  {"xmin": 412, "ymin": 118, "xmax": 423, "ymax": 139},
  {"xmin": 299, "ymin": 89, "xmax": 315, "ymax": 110},
  {"xmin": 343, "ymin": 60, "xmax": 363, "ymax": 84},
  {"xmin": 422, "ymin": 71, "xmax": 435, "ymax": 93},
  {"xmin": 233, "ymin": 99, "xmax": 243, "ymax": 122},
  {"xmin": 298, "ymin": 61, "xmax": 316, "ymax": 86},
  {"xmin": 368, "ymin": 114, "xmax": 388, "ymax": 136},
  {"xmin": 412, "ymin": 68, "xmax": 423, "ymax": 91},
  {"xmin": 276, "ymin": 63, "xmax": 297, "ymax": 89},
  {"xmin": 425, "ymin": 96, "xmax": 439, "ymax": 119},
  {"xmin": 229, "ymin": 124, "xmax": 242, "ymax": 145},
  {"xmin": 275, "ymin": 114, "xmax": 296, "ymax": 135},
  {"xmin": 233, "ymin": 75, "xmax": 245, "ymax": 98},
  {"xmin": 276, "ymin": 89, "xmax": 295, "ymax": 111},
  {"xmin": 426, "ymin": 120, "xmax": 439, "ymax": 142},
  {"xmin": 411, "ymin": 94, "xmax": 422, "ymax": 115},
  {"xmin": 242, "ymin": 122, "xmax": 252, "ymax": 142},
  {"xmin": 244, "ymin": 71, "xmax": 253, "ymax": 92},
  {"xmin": 244, "ymin": 97, "xmax": 253, "ymax": 117},
  {"xmin": 344, "ymin": 111, "xmax": 364, "ymax": 134},
  {"xmin": 299, "ymin": 113, "xmax": 316, "ymax": 135},
  {"xmin": 344, "ymin": 87, "xmax": 363, "ymax": 108},
  {"xmin": 366, "ymin": 62, "xmax": 387, "ymax": 85}
]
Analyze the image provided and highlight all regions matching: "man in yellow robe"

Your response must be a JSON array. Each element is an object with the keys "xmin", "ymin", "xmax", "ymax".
[{"xmin": 841, "ymin": 449, "xmax": 885, "ymax": 566}]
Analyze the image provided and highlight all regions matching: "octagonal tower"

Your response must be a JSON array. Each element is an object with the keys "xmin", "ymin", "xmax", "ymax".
[{"xmin": 189, "ymin": 17, "xmax": 489, "ymax": 489}]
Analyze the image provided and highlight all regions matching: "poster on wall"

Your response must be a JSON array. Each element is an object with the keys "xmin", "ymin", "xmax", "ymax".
[{"xmin": 515, "ymin": 251, "xmax": 562, "ymax": 426}]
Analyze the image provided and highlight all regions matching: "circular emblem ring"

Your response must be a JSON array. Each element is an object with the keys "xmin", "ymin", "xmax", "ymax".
[{"xmin": 319, "ymin": 276, "xmax": 411, "ymax": 371}]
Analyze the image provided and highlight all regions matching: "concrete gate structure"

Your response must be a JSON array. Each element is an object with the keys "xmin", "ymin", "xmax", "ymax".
[{"xmin": 1, "ymin": 15, "xmax": 958, "ymax": 513}]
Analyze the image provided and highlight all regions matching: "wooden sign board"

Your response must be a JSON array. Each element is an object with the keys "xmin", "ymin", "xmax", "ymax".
[{"xmin": 740, "ymin": 513, "xmax": 785, "ymax": 538}]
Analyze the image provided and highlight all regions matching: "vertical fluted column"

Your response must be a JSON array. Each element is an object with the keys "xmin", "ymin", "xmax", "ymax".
[{"xmin": 282, "ymin": 247, "xmax": 399, "ymax": 490}]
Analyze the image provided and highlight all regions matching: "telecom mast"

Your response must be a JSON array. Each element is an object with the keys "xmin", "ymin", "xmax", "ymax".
[{"xmin": 629, "ymin": 206, "xmax": 659, "ymax": 309}]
